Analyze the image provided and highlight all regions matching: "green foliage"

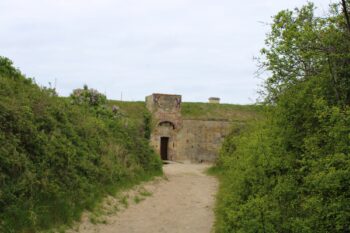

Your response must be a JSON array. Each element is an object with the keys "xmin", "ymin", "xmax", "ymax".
[
  {"xmin": 133, "ymin": 195, "xmax": 143, "ymax": 204},
  {"xmin": 260, "ymin": 2, "xmax": 350, "ymax": 106},
  {"xmin": 143, "ymin": 112, "xmax": 152, "ymax": 140},
  {"xmin": 0, "ymin": 56, "xmax": 162, "ymax": 232},
  {"xmin": 214, "ymin": 2, "xmax": 350, "ymax": 233}
]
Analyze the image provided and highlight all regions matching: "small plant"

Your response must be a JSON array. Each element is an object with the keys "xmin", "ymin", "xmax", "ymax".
[
  {"xmin": 119, "ymin": 195, "xmax": 129, "ymax": 208},
  {"xmin": 89, "ymin": 215, "xmax": 107, "ymax": 225},
  {"xmin": 133, "ymin": 195, "xmax": 144, "ymax": 204},
  {"xmin": 139, "ymin": 188, "xmax": 152, "ymax": 197}
]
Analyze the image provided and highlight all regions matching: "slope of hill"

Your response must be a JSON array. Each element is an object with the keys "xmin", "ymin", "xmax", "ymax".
[
  {"xmin": 181, "ymin": 102, "xmax": 262, "ymax": 121},
  {"xmin": 107, "ymin": 100, "xmax": 262, "ymax": 123},
  {"xmin": 0, "ymin": 57, "xmax": 162, "ymax": 232},
  {"xmin": 107, "ymin": 100, "xmax": 149, "ymax": 129}
]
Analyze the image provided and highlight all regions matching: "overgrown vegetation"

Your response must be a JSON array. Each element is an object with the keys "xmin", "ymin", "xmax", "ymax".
[
  {"xmin": 214, "ymin": 1, "xmax": 350, "ymax": 232},
  {"xmin": 0, "ymin": 57, "xmax": 162, "ymax": 232}
]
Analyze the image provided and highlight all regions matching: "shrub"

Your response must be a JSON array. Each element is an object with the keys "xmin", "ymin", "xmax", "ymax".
[
  {"xmin": 0, "ymin": 56, "xmax": 162, "ymax": 232},
  {"xmin": 214, "ymin": 2, "xmax": 350, "ymax": 232}
]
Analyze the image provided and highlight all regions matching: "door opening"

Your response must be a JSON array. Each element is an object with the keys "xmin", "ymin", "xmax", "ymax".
[{"xmin": 160, "ymin": 137, "xmax": 169, "ymax": 160}]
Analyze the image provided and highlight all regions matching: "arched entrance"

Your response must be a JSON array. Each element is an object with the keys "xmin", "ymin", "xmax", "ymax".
[{"xmin": 156, "ymin": 121, "xmax": 176, "ymax": 161}]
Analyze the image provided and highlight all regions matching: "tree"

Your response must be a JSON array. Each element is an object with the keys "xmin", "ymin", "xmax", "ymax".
[{"xmin": 215, "ymin": 2, "xmax": 350, "ymax": 232}]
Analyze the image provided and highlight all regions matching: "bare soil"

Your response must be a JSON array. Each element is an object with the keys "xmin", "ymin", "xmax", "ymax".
[{"xmin": 68, "ymin": 163, "xmax": 218, "ymax": 233}]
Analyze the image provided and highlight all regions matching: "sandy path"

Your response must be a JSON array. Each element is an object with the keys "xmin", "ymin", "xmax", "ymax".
[{"xmin": 70, "ymin": 163, "xmax": 218, "ymax": 233}]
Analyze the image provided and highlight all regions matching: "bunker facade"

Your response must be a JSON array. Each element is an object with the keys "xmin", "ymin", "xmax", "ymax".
[{"xmin": 146, "ymin": 93, "xmax": 231, "ymax": 163}]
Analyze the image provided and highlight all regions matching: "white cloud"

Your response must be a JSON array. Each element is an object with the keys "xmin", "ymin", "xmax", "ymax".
[{"xmin": 0, "ymin": 0, "xmax": 334, "ymax": 103}]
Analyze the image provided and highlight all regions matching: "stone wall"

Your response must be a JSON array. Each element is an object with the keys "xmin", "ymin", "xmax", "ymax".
[
  {"xmin": 146, "ymin": 93, "xmax": 232, "ymax": 163},
  {"xmin": 176, "ymin": 120, "xmax": 232, "ymax": 162}
]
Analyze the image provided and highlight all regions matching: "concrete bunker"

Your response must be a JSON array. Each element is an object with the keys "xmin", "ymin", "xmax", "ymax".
[{"xmin": 146, "ymin": 93, "xmax": 231, "ymax": 163}]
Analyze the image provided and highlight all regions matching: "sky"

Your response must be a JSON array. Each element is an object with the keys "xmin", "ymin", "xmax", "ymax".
[{"xmin": 0, "ymin": 0, "xmax": 334, "ymax": 103}]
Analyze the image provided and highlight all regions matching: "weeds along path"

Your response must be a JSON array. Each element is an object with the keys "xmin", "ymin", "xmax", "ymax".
[{"xmin": 69, "ymin": 163, "xmax": 218, "ymax": 233}]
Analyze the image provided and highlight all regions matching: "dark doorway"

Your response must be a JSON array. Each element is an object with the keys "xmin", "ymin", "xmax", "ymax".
[{"xmin": 160, "ymin": 137, "xmax": 169, "ymax": 160}]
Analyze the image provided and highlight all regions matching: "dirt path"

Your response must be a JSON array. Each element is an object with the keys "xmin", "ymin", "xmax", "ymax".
[{"xmin": 69, "ymin": 163, "xmax": 218, "ymax": 233}]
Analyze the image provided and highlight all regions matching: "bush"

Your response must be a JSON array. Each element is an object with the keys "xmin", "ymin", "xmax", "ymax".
[
  {"xmin": 70, "ymin": 85, "xmax": 107, "ymax": 107},
  {"xmin": 214, "ymin": 2, "xmax": 350, "ymax": 232},
  {"xmin": 0, "ymin": 56, "xmax": 162, "ymax": 232}
]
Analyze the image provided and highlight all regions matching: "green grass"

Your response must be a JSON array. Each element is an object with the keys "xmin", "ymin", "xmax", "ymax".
[
  {"xmin": 108, "ymin": 100, "xmax": 148, "ymax": 123},
  {"xmin": 133, "ymin": 196, "xmax": 145, "ymax": 204},
  {"xmin": 107, "ymin": 100, "xmax": 262, "ymax": 122},
  {"xmin": 139, "ymin": 189, "xmax": 152, "ymax": 197},
  {"xmin": 119, "ymin": 195, "xmax": 129, "ymax": 208},
  {"xmin": 181, "ymin": 102, "xmax": 262, "ymax": 121}
]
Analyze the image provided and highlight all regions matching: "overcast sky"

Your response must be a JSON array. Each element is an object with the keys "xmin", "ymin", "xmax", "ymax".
[{"xmin": 0, "ymin": 0, "xmax": 334, "ymax": 103}]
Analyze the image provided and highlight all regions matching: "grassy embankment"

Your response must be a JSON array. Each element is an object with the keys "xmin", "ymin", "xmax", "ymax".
[
  {"xmin": 181, "ymin": 102, "xmax": 262, "ymax": 122},
  {"xmin": 0, "ymin": 57, "xmax": 162, "ymax": 233}
]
